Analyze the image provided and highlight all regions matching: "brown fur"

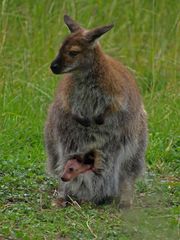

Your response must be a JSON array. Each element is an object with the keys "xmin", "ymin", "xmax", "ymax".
[
  {"xmin": 55, "ymin": 75, "xmax": 73, "ymax": 112},
  {"xmin": 55, "ymin": 44, "xmax": 141, "ymax": 118}
]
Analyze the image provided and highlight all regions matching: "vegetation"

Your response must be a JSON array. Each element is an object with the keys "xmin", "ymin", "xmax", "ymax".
[{"xmin": 0, "ymin": 0, "xmax": 179, "ymax": 239}]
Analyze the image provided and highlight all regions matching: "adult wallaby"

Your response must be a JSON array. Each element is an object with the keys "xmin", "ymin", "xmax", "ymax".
[{"xmin": 45, "ymin": 15, "xmax": 147, "ymax": 208}]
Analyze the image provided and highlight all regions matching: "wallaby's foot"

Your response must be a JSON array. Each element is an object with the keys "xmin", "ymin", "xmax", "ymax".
[
  {"xmin": 118, "ymin": 199, "xmax": 133, "ymax": 209},
  {"xmin": 51, "ymin": 198, "xmax": 68, "ymax": 208},
  {"xmin": 115, "ymin": 194, "xmax": 133, "ymax": 209}
]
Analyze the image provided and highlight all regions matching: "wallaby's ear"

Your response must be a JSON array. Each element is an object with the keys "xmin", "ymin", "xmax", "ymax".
[
  {"xmin": 85, "ymin": 24, "xmax": 114, "ymax": 43},
  {"xmin": 64, "ymin": 15, "xmax": 81, "ymax": 33}
]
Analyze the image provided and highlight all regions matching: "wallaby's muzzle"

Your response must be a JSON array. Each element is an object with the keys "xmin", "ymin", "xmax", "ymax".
[{"xmin": 50, "ymin": 61, "xmax": 61, "ymax": 74}]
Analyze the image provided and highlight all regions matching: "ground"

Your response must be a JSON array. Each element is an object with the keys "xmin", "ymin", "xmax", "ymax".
[{"xmin": 0, "ymin": 0, "xmax": 179, "ymax": 239}]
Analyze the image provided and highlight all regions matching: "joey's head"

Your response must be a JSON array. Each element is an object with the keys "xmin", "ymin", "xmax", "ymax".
[
  {"xmin": 50, "ymin": 15, "xmax": 114, "ymax": 74},
  {"xmin": 61, "ymin": 159, "xmax": 93, "ymax": 182}
]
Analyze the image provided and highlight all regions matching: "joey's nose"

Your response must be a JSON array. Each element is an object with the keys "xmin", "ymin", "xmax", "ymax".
[
  {"xmin": 50, "ymin": 62, "xmax": 61, "ymax": 74},
  {"xmin": 61, "ymin": 176, "xmax": 69, "ymax": 182}
]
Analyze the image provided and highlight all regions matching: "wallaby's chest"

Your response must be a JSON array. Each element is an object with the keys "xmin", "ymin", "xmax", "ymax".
[{"xmin": 70, "ymin": 80, "xmax": 107, "ymax": 117}]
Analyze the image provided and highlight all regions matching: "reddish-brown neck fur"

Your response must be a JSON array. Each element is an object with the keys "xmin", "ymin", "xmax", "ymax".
[{"xmin": 57, "ymin": 43, "xmax": 141, "ymax": 114}]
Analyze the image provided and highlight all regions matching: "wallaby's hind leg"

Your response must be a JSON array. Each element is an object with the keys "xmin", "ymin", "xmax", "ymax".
[
  {"xmin": 117, "ymin": 176, "xmax": 135, "ymax": 208},
  {"xmin": 117, "ymin": 156, "xmax": 145, "ymax": 208}
]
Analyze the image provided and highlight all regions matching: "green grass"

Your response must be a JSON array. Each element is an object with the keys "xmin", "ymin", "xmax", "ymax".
[{"xmin": 0, "ymin": 0, "xmax": 179, "ymax": 239}]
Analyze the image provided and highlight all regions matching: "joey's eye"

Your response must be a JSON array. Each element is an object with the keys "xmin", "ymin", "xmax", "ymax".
[
  {"xmin": 68, "ymin": 51, "xmax": 80, "ymax": 57},
  {"xmin": 69, "ymin": 167, "xmax": 74, "ymax": 172}
]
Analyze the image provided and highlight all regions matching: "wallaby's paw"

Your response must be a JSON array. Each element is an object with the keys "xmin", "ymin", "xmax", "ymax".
[
  {"xmin": 94, "ymin": 114, "xmax": 105, "ymax": 125},
  {"xmin": 72, "ymin": 114, "xmax": 91, "ymax": 127}
]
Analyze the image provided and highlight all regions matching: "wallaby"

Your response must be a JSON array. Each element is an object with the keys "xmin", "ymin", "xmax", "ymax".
[{"xmin": 45, "ymin": 15, "xmax": 147, "ymax": 208}]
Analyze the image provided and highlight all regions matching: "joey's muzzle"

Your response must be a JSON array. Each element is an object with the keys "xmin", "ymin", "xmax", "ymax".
[{"xmin": 61, "ymin": 176, "xmax": 70, "ymax": 182}]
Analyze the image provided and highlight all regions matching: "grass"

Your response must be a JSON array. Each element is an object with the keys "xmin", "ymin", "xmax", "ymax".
[{"xmin": 0, "ymin": 0, "xmax": 179, "ymax": 239}]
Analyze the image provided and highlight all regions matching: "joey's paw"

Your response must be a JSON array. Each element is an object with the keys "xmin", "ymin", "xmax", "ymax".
[
  {"xmin": 51, "ymin": 198, "xmax": 68, "ymax": 208},
  {"xmin": 92, "ymin": 168, "xmax": 102, "ymax": 175},
  {"xmin": 93, "ymin": 150, "xmax": 104, "ymax": 169},
  {"xmin": 93, "ymin": 162, "xmax": 103, "ymax": 171},
  {"xmin": 84, "ymin": 149, "xmax": 104, "ymax": 173}
]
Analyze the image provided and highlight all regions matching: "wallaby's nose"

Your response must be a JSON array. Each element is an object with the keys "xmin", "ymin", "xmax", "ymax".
[{"xmin": 50, "ymin": 62, "xmax": 61, "ymax": 74}]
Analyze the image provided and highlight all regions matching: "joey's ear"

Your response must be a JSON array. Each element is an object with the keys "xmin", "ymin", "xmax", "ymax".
[
  {"xmin": 64, "ymin": 15, "xmax": 81, "ymax": 33},
  {"xmin": 85, "ymin": 24, "xmax": 114, "ymax": 43}
]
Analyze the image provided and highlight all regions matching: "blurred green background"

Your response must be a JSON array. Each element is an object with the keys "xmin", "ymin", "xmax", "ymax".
[{"xmin": 0, "ymin": 0, "xmax": 179, "ymax": 239}]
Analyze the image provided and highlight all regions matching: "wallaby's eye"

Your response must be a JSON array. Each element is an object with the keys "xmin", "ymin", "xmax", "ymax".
[
  {"xmin": 69, "ymin": 167, "xmax": 74, "ymax": 172},
  {"xmin": 68, "ymin": 51, "xmax": 80, "ymax": 57}
]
